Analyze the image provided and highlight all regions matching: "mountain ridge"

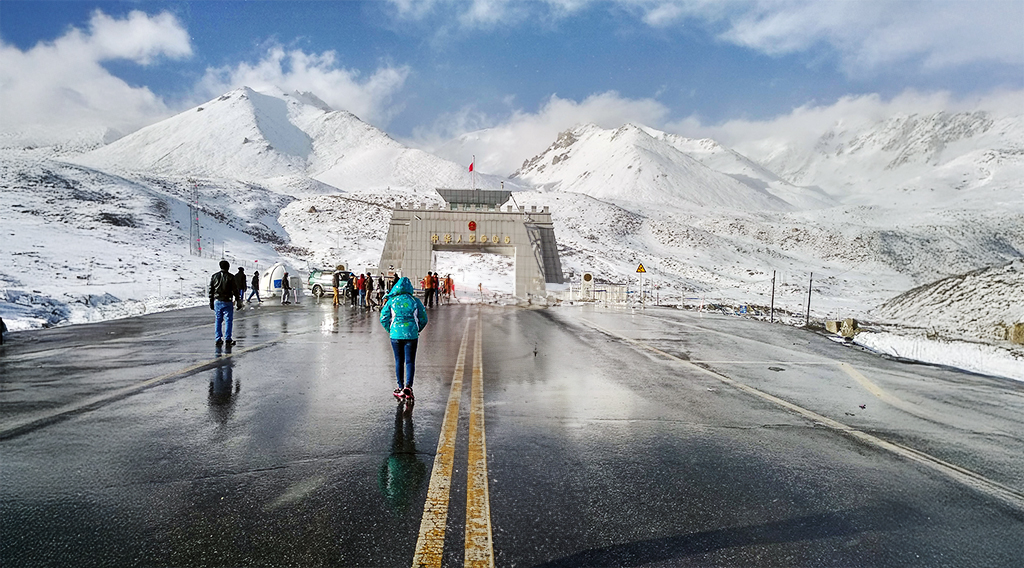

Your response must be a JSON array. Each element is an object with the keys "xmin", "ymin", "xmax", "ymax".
[{"xmin": 511, "ymin": 123, "xmax": 798, "ymax": 211}]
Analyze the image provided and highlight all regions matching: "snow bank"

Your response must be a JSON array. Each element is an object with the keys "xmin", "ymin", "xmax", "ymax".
[{"xmin": 856, "ymin": 330, "xmax": 1024, "ymax": 382}]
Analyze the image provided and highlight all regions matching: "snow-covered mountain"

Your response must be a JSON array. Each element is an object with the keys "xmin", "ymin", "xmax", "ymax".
[
  {"xmin": 512, "ymin": 123, "xmax": 796, "ymax": 210},
  {"xmin": 72, "ymin": 86, "xmax": 519, "ymax": 193},
  {"xmin": 741, "ymin": 111, "xmax": 1024, "ymax": 209},
  {"xmin": 639, "ymin": 128, "xmax": 836, "ymax": 210}
]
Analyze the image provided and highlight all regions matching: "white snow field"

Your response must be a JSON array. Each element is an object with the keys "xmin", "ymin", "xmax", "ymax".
[{"xmin": 2, "ymin": 87, "xmax": 1021, "ymax": 379}]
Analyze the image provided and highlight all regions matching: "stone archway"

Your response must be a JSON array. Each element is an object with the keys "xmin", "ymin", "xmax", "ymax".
[{"xmin": 378, "ymin": 189, "xmax": 563, "ymax": 299}]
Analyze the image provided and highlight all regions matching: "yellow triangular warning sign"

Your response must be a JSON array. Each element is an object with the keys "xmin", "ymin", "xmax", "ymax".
[{"xmin": 636, "ymin": 263, "xmax": 646, "ymax": 273}]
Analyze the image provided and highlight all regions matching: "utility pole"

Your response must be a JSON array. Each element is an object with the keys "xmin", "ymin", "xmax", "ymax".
[
  {"xmin": 188, "ymin": 178, "xmax": 201, "ymax": 256},
  {"xmin": 770, "ymin": 270, "xmax": 776, "ymax": 323},
  {"xmin": 805, "ymin": 272, "xmax": 813, "ymax": 327}
]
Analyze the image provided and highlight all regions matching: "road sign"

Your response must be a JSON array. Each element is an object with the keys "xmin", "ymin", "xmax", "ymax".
[{"xmin": 636, "ymin": 263, "xmax": 646, "ymax": 273}]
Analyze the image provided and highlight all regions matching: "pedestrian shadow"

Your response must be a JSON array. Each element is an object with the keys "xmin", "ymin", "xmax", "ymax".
[
  {"xmin": 378, "ymin": 401, "xmax": 427, "ymax": 514},
  {"xmin": 529, "ymin": 505, "xmax": 909, "ymax": 568},
  {"xmin": 208, "ymin": 345, "xmax": 239, "ymax": 424}
]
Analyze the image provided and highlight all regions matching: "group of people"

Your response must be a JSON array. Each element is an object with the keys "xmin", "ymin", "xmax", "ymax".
[
  {"xmin": 333, "ymin": 268, "xmax": 388, "ymax": 309},
  {"xmin": 209, "ymin": 261, "xmax": 433, "ymax": 403},
  {"xmin": 420, "ymin": 272, "xmax": 455, "ymax": 307},
  {"xmin": 207, "ymin": 262, "xmax": 287, "ymax": 346}
]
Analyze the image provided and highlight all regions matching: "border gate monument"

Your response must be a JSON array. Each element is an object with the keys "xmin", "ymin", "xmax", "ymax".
[{"xmin": 378, "ymin": 189, "xmax": 564, "ymax": 300}]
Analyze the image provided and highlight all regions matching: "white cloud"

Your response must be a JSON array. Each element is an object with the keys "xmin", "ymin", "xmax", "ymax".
[
  {"xmin": 712, "ymin": 0, "xmax": 1024, "ymax": 74},
  {"xmin": 387, "ymin": 0, "xmax": 1023, "ymax": 74},
  {"xmin": 86, "ymin": 10, "xmax": 192, "ymax": 64},
  {"xmin": 388, "ymin": 0, "xmax": 587, "ymax": 28},
  {"xmin": 412, "ymin": 91, "xmax": 670, "ymax": 175},
  {"xmin": 0, "ymin": 10, "xmax": 191, "ymax": 142},
  {"xmin": 196, "ymin": 46, "xmax": 410, "ymax": 126}
]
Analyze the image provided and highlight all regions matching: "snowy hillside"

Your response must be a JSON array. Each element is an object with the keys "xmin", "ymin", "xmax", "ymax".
[
  {"xmin": 641, "ymin": 128, "xmax": 836, "ymax": 210},
  {"xmin": 873, "ymin": 259, "xmax": 1024, "ymax": 341},
  {"xmin": 512, "ymin": 124, "xmax": 795, "ymax": 210},
  {"xmin": 1, "ymin": 146, "xmax": 290, "ymax": 328},
  {"xmin": 741, "ymin": 111, "xmax": 1024, "ymax": 209}
]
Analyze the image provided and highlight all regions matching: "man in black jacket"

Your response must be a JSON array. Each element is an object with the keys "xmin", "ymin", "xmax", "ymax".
[
  {"xmin": 235, "ymin": 267, "xmax": 247, "ymax": 305},
  {"xmin": 210, "ymin": 260, "xmax": 243, "ymax": 346}
]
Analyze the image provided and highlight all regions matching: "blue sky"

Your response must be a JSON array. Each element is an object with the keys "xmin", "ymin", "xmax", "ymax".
[{"xmin": 2, "ymin": 1, "xmax": 1021, "ymax": 173}]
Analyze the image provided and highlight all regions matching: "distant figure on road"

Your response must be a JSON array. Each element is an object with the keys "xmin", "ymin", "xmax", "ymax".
[
  {"xmin": 347, "ymin": 274, "xmax": 357, "ymax": 306},
  {"xmin": 375, "ymin": 274, "xmax": 385, "ymax": 306},
  {"xmin": 248, "ymin": 271, "xmax": 261, "ymax": 303},
  {"xmin": 443, "ymin": 274, "xmax": 455, "ymax": 304},
  {"xmin": 366, "ymin": 272, "xmax": 376, "ymax": 309},
  {"xmin": 210, "ymin": 260, "xmax": 243, "ymax": 346},
  {"xmin": 281, "ymin": 272, "xmax": 292, "ymax": 304},
  {"xmin": 380, "ymin": 277, "xmax": 428, "ymax": 401},
  {"xmin": 235, "ymin": 267, "xmax": 247, "ymax": 305},
  {"xmin": 423, "ymin": 271, "xmax": 435, "ymax": 308},
  {"xmin": 357, "ymin": 273, "xmax": 367, "ymax": 307},
  {"xmin": 332, "ymin": 267, "xmax": 343, "ymax": 307}
]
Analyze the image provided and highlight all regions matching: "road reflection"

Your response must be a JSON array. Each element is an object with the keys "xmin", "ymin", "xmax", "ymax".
[
  {"xmin": 208, "ymin": 344, "xmax": 239, "ymax": 424},
  {"xmin": 378, "ymin": 401, "xmax": 426, "ymax": 514}
]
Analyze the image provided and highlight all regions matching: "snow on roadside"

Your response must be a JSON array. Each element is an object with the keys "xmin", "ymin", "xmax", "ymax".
[{"xmin": 856, "ymin": 330, "xmax": 1024, "ymax": 382}]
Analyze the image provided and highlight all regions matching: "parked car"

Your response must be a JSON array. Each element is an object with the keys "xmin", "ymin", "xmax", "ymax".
[{"xmin": 308, "ymin": 266, "xmax": 353, "ymax": 297}]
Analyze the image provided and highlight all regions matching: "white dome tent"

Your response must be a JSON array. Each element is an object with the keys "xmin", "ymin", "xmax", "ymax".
[{"xmin": 260, "ymin": 262, "xmax": 301, "ymax": 300}]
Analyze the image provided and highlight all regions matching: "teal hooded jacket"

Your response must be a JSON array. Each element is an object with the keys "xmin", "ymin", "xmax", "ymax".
[{"xmin": 380, "ymin": 277, "xmax": 428, "ymax": 340}]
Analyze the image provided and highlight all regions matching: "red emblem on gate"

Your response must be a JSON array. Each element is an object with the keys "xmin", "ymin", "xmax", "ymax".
[{"xmin": 468, "ymin": 221, "xmax": 477, "ymax": 231}]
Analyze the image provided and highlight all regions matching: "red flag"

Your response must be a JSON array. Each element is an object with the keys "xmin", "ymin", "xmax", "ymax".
[{"xmin": 469, "ymin": 162, "xmax": 474, "ymax": 172}]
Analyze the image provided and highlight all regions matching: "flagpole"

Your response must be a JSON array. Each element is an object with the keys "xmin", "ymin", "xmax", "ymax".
[{"xmin": 472, "ymin": 154, "xmax": 476, "ymax": 190}]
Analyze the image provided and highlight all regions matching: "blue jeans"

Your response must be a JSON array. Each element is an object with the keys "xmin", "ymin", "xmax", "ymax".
[
  {"xmin": 390, "ymin": 339, "xmax": 418, "ymax": 389},
  {"xmin": 214, "ymin": 300, "xmax": 234, "ymax": 341},
  {"xmin": 247, "ymin": 289, "xmax": 260, "ymax": 302}
]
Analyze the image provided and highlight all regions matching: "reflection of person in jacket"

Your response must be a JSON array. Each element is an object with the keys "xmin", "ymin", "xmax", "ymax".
[
  {"xmin": 208, "ymin": 356, "xmax": 239, "ymax": 425},
  {"xmin": 380, "ymin": 277, "xmax": 428, "ymax": 400},
  {"xmin": 378, "ymin": 403, "xmax": 426, "ymax": 513}
]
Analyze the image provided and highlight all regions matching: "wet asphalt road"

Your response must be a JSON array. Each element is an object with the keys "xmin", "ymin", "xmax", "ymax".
[{"xmin": 1, "ymin": 300, "xmax": 1022, "ymax": 567}]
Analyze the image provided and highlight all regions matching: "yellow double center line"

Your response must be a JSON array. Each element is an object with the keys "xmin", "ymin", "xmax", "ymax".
[
  {"xmin": 465, "ymin": 319, "xmax": 494, "ymax": 567},
  {"xmin": 412, "ymin": 318, "xmax": 494, "ymax": 568}
]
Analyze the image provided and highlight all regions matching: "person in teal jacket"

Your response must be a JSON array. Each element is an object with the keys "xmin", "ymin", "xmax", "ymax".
[{"xmin": 380, "ymin": 277, "xmax": 428, "ymax": 400}]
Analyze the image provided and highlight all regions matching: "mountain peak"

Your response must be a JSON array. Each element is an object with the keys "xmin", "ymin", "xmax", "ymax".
[
  {"xmin": 514, "ymin": 122, "xmax": 793, "ymax": 210},
  {"xmin": 290, "ymin": 90, "xmax": 333, "ymax": 112}
]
